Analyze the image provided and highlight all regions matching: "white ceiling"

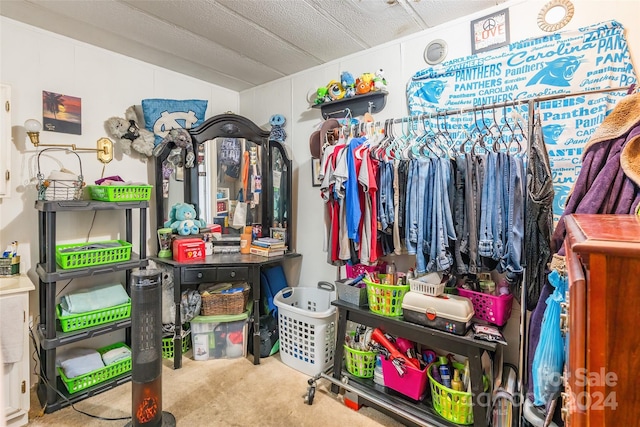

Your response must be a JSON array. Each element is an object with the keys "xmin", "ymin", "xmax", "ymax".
[{"xmin": 1, "ymin": 0, "xmax": 508, "ymax": 92}]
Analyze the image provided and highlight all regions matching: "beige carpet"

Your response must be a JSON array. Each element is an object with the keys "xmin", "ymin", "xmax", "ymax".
[{"xmin": 27, "ymin": 353, "xmax": 405, "ymax": 427}]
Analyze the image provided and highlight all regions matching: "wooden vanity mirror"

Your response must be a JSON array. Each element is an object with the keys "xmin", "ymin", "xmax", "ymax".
[{"xmin": 154, "ymin": 113, "xmax": 292, "ymax": 250}]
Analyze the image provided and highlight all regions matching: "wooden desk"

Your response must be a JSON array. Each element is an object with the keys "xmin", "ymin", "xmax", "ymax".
[{"xmin": 154, "ymin": 252, "xmax": 300, "ymax": 368}]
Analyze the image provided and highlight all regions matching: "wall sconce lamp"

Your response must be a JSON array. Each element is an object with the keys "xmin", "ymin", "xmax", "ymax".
[{"xmin": 24, "ymin": 119, "xmax": 113, "ymax": 164}]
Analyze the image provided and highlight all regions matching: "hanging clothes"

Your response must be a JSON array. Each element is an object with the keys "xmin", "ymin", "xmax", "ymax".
[
  {"xmin": 527, "ymin": 91, "xmax": 640, "ymax": 402},
  {"xmin": 523, "ymin": 117, "xmax": 554, "ymax": 310}
]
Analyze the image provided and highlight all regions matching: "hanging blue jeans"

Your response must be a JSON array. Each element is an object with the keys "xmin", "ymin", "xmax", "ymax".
[
  {"xmin": 500, "ymin": 154, "xmax": 525, "ymax": 274},
  {"xmin": 415, "ymin": 158, "xmax": 431, "ymax": 274},
  {"xmin": 479, "ymin": 152, "xmax": 496, "ymax": 258}
]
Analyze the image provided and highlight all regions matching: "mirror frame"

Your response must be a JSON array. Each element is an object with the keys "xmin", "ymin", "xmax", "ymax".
[{"xmin": 154, "ymin": 113, "xmax": 293, "ymax": 250}]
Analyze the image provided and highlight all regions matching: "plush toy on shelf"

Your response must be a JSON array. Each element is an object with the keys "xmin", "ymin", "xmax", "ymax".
[
  {"xmin": 165, "ymin": 202, "xmax": 206, "ymax": 235},
  {"xmin": 314, "ymin": 86, "xmax": 331, "ymax": 105},
  {"xmin": 341, "ymin": 71, "xmax": 356, "ymax": 99},
  {"xmin": 373, "ymin": 69, "xmax": 387, "ymax": 91},
  {"xmin": 355, "ymin": 73, "xmax": 375, "ymax": 95},
  {"xmin": 327, "ymin": 80, "xmax": 346, "ymax": 101}
]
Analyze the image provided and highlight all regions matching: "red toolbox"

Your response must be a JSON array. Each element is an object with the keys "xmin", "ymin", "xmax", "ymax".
[{"xmin": 172, "ymin": 238, "xmax": 205, "ymax": 262}]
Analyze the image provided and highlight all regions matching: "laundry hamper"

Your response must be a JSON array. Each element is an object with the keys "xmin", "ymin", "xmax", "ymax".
[{"xmin": 273, "ymin": 282, "xmax": 337, "ymax": 376}]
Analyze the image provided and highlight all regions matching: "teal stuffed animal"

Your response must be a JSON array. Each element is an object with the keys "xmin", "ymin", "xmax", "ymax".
[{"xmin": 165, "ymin": 202, "xmax": 206, "ymax": 235}]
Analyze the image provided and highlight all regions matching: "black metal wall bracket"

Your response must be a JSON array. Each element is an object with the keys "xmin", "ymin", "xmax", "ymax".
[{"xmin": 311, "ymin": 91, "xmax": 388, "ymax": 119}]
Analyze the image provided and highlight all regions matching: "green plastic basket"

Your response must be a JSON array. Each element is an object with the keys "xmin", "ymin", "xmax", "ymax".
[
  {"xmin": 428, "ymin": 361, "xmax": 489, "ymax": 425},
  {"xmin": 55, "ymin": 240, "xmax": 132, "ymax": 269},
  {"xmin": 88, "ymin": 185, "xmax": 152, "ymax": 202},
  {"xmin": 344, "ymin": 345, "xmax": 376, "ymax": 378},
  {"xmin": 56, "ymin": 299, "xmax": 131, "ymax": 332},
  {"xmin": 162, "ymin": 328, "xmax": 191, "ymax": 359},
  {"xmin": 58, "ymin": 342, "xmax": 132, "ymax": 394},
  {"xmin": 363, "ymin": 278, "xmax": 409, "ymax": 317}
]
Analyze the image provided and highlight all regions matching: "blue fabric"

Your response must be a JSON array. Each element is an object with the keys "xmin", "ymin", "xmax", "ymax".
[
  {"xmin": 345, "ymin": 137, "xmax": 365, "ymax": 242},
  {"xmin": 261, "ymin": 265, "xmax": 289, "ymax": 316},
  {"xmin": 56, "ymin": 348, "xmax": 104, "ymax": 378},
  {"xmin": 60, "ymin": 283, "xmax": 129, "ymax": 315},
  {"xmin": 141, "ymin": 98, "xmax": 208, "ymax": 145}
]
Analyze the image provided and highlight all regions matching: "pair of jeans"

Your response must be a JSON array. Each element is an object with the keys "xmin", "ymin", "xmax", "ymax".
[
  {"xmin": 415, "ymin": 158, "xmax": 431, "ymax": 274},
  {"xmin": 499, "ymin": 154, "xmax": 525, "ymax": 274},
  {"xmin": 464, "ymin": 154, "xmax": 484, "ymax": 273},
  {"xmin": 479, "ymin": 152, "xmax": 496, "ymax": 258}
]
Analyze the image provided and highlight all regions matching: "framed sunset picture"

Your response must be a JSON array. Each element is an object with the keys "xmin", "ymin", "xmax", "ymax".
[{"xmin": 42, "ymin": 91, "xmax": 82, "ymax": 135}]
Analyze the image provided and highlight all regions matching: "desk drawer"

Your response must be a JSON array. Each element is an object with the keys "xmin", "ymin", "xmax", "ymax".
[
  {"xmin": 217, "ymin": 267, "xmax": 248, "ymax": 282},
  {"xmin": 182, "ymin": 268, "xmax": 217, "ymax": 283}
]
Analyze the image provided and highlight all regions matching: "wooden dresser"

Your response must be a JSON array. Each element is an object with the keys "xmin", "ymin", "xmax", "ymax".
[{"xmin": 562, "ymin": 214, "xmax": 640, "ymax": 425}]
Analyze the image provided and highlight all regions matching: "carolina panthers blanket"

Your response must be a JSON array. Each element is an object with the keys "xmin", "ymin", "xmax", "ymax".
[{"xmin": 406, "ymin": 20, "xmax": 637, "ymax": 219}]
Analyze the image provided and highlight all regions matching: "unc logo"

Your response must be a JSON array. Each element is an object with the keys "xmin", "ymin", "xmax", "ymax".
[
  {"xmin": 152, "ymin": 110, "xmax": 199, "ymax": 139},
  {"xmin": 527, "ymin": 56, "xmax": 583, "ymax": 87},
  {"xmin": 542, "ymin": 124, "xmax": 565, "ymax": 145},
  {"xmin": 554, "ymin": 184, "xmax": 570, "ymax": 217},
  {"xmin": 416, "ymin": 80, "xmax": 446, "ymax": 103}
]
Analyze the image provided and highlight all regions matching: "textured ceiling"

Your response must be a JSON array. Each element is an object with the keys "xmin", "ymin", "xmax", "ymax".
[{"xmin": 1, "ymin": 0, "xmax": 508, "ymax": 91}]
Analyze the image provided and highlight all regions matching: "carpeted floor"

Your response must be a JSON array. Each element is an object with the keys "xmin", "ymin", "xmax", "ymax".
[{"xmin": 27, "ymin": 353, "xmax": 405, "ymax": 427}]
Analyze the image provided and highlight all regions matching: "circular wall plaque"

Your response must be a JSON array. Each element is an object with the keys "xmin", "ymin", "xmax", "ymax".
[{"xmin": 537, "ymin": 0, "xmax": 574, "ymax": 32}]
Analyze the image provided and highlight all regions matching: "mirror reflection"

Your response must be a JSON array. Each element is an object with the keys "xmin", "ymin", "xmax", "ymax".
[{"xmin": 206, "ymin": 137, "xmax": 263, "ymax": 235}]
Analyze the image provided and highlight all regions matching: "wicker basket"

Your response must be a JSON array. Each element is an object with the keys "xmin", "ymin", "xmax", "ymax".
[
  {"xmin": 200, "ymin": 284, "xmax": 250, "ymax": 316},
  {"xmin": 36, "ymin": 148, "xmax": 85, "ymax": 201}
]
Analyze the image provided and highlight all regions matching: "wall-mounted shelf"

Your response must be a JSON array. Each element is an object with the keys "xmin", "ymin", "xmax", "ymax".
[{"xmin": 311, "ymin": 91, "xmax": 388, "ymax": 119}]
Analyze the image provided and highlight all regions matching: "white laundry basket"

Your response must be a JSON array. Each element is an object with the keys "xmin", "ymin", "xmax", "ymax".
[{"xmin": 273, "ymin": 282, "xmax": 337, "ymax": 376}]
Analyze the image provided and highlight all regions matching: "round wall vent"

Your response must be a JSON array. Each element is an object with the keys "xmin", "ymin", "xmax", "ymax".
[{"xmin": 424, "ymin": 39, "xmax": 448, "ymax": 65}]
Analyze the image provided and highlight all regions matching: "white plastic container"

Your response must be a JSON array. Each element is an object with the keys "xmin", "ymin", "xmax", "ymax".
[
  {"xmin": 273, "ymin": 282, "xmax": 337, "ymax": 376},
  {"xmin": 401, "ymin": 291, "xmax": 474, "ymax": 336}
]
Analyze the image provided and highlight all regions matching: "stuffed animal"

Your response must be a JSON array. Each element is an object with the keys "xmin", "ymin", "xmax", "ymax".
[
  {"xmin": 104, "ymin": 108, "xmax": 155, "ymax": 157},
  {"xmin": 373, "ymin": 69, "xmax": 387, "ymax": 91},
  {"xmin": 327, "ymin": 80, "xmax": 345, "ymax": 101},
  {"xmin": 165, "ymin": 202, "xmax": 206, "ymax": 235},
  {"xmin": 152, "ymin": 128, "xmax": 195, "ymax": 168},
  {"xmin": 314, "ymin": 87, "xmax": 331, "ymax": 105},
  {"xmin": 269, "ymin": 114, "xmax": 287, "ymax": 143},
  {"xmin": 341, "ymin": 71, "xmax": 356, "ymax": 99}
]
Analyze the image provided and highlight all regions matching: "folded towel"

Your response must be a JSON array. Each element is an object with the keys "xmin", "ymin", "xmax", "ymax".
[
  {"xmin": 101, "ymin": 346, "xmax": 131, "ymax": 365},
  {"xmin": 56, "ymin": 347, "xmax": 104, "ymax": 378},
  {"xmin": 60, "ymin": 283, "xmax": 129, "ymax": 315},
  {"xmin": 1, "ymin": 295, "xmax": 24, "ymax": 364}
]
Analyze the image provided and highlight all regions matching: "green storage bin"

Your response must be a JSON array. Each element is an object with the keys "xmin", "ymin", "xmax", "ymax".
[
  {"xmin": 58, "ymin": 342, "xmax": 132, "ymax": 394},
  {"xmin": 56, "ymin": 299, "xmax": 131, "ymax": 332},
  {"xmin": 88, "ymin": 185, "xmax": 152, "ymax": 202},
  {"xmin": 162, "ymin": 326, "xmax": 191, "ymax": 359},
  {"xmin": 55, "ymin": 240, "xmax": 132, "ymax": 269}
]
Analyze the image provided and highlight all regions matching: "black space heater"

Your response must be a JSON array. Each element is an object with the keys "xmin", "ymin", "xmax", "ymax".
[{"xmin": 125, "ymin": 269, "xmax": 175, "ymax": 427}]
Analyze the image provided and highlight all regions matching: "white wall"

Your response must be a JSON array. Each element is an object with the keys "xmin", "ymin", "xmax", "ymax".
[
  {"xmin": 239, "ymin": 0, "xmax": 640, "ymax": 288},
  {"xmin": 0, "ymin": 17, "xmax": 240, "ymax": 385}
]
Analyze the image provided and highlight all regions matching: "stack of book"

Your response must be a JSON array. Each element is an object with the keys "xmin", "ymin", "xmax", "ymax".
[{"xmin": 250, "ymin": 237, "xmax": 286, "ymax": 257}]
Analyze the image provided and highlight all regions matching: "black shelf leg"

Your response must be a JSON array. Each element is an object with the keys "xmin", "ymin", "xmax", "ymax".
[{"xmin": 331, "ymin": 308, "xmax": 348, "ymax": 394}]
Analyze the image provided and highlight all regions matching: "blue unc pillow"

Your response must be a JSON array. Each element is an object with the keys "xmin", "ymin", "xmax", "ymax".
[{"xmin": 141, "ymin": 99, "xmax": 208, "ymax": 145}]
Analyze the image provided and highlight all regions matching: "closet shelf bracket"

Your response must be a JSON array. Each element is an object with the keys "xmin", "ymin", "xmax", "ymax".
[{"xmin": 312, "ymin": 91, "xmax": 387, "ymax": 119}]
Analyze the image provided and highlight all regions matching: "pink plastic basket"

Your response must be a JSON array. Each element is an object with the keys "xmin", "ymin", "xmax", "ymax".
[
  {"xmin": 457, "ymin": 288, "xmax": 513, "ymax": 326},
  {"xmin": 381, "ymin": 357, "xmax": 428, "ymax": 401},
  {"xmin": 345, "ymin": 262, "xmax": 387, "ymax": 279}
]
